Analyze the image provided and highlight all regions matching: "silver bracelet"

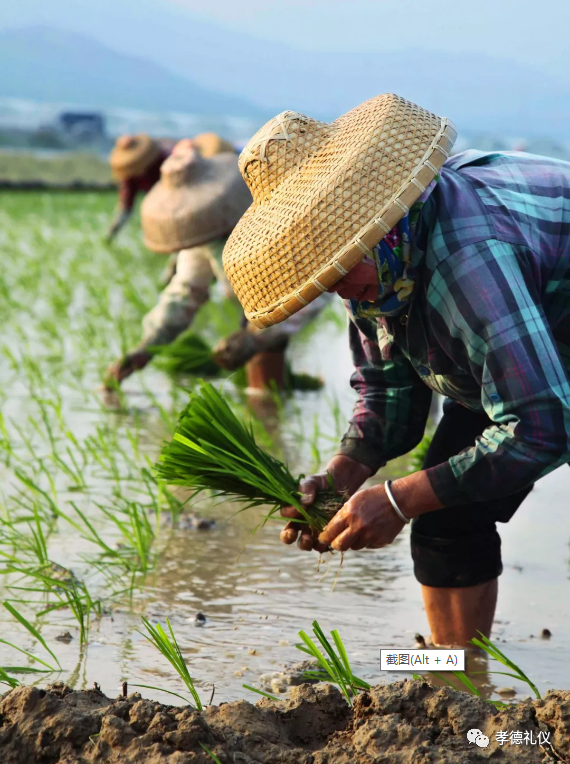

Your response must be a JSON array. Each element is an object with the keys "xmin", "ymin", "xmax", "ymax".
[{"xmin": 384, "ymin": 480, "xmax": 411, "ymax": 524}]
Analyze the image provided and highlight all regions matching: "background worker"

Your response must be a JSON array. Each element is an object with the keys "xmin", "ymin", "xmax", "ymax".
[
  {"xmin": 222, "ymin": 95, "xmax": 570, "ymax": 647},
  {"xmin": 104, "ymin": 141, "xmax": 330, "ymax": 388},
  {"xmin": 105, "ymin": 132, "xmax": 236, "ymax": 243}
]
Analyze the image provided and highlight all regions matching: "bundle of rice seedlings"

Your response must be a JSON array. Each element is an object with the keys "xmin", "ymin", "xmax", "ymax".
[
  {"xmin": 231, "ymin": 364, "xmax": 324, "ymax": 392},
  {"xmin": 150, "ymin": 330, "xmax": 221, "ymax": 377},
  {"xmin": 155, "ymin": 381, "xmax": 344, "ymax": 533},
  {"xmin": 286, "ymin": 369, "xmax": 324, "ymax": 391}
]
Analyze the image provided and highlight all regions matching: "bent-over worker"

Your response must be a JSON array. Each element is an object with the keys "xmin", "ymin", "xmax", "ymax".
[
  {"xmin": 105, "ymin": 141, "xmax": 331, "ymax": 387},
  {"xmin": 221, "ymin": 94, "xmax": 570, "ymax": 647},
  {"xmin": 106, "ymin": 132, "xmax": 236, "ymax": 242}
]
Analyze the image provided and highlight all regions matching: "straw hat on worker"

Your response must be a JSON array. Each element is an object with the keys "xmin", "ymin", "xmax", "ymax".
[
  {"xmin": 109, "ymin": 134, "xmax": 164, "ymax": 181},
  {"xmin": 222, "ymin": 93, "xmax": 456, "ymax": 328},
  {"xmin": 141, "ymin": 140, "xmax": 251, "ymax": 253},
  {"xmin": 109, "ymin": 132, "xmax": 236, "ymax": 182}
]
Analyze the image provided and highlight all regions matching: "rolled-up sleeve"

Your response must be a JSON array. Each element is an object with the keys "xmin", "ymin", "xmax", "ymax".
[
  {"xmin": 425, "ymin": 240, "xmax": 570, "ymax": 505},
  {"xmin": 338, "ymin": 314, "xmax": 432, "ymax": 472},
  {"xmin": 137, "ymin": 243, "xmax": 219, "ymax": 350},
  {"xmin": 118, "ymin": 178, "xmax": 138, "ymax": 212}
]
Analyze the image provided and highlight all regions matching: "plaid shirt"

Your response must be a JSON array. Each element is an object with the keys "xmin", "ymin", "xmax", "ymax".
[{"xmin": 339, "ymin": 150, "xmax": 570, "ymax": 506}]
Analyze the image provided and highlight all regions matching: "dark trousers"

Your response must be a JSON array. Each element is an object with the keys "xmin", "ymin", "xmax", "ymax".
[{"xmin": 410, "ymin": 401, "xmax": 532, "ymax": 588}]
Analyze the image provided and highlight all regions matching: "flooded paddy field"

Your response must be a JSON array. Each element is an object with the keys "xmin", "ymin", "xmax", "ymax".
[{"xmin": 0, "ymin": 191, "xmax": 569, "ymax": 716}]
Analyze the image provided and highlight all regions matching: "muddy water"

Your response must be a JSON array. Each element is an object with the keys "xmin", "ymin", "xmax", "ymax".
[
  {"xmin": 2, "ymin": 310, "xmax": 567, "ymax": 708},
  {"xmin": 0, "ymin": 195, "xmax": 568, "ymax": 709}
]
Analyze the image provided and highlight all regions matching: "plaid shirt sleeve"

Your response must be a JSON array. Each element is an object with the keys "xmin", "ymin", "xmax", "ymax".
[
  {"xmin": 425, "ymin": 239, "xmax": 570, "ymax": 505},
  {"xmin": 338, "ymin": 314, "xmax": 433, "ymax": 472}
]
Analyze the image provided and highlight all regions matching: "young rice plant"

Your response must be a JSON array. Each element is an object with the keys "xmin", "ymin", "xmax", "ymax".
[{"xmin": 155, "ymin": 381, "xmax": 344, "ymax": 534}]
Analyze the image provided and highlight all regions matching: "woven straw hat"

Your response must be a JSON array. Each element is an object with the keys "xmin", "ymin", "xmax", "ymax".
[
  {"xmin": 192, "ymin": 132, "xmax": 236, "ymax": 158},
  {"xmin": 222, "ymin": 94, "xmax": 457, "ymax": 328},
  {"xmin": 141, "ymin": 147, "xmax": 252, "ymax": 253},
  {"xmin": 110, "ymin": 134, "xmax": 162, "ymax": 181}
]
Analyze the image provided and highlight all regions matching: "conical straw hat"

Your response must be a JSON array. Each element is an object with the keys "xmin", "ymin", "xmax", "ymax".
[
  {"xmin": 192, "ymin": 132, "xmax": 236, "ymax": 158},
  {"xmin": 109, "ymin": 134, "xmax": 162, "ymax": 181},
  {"xmin": 171, "ymin": 134, "xmax": 236, "ymax": 159},
  {"xmin": 222, "ymin": 94, "xmax": 457, "ymax": 328},
  {"xmin": 141, "ymin": 147, "xmax": 252, "ymax": 253}
]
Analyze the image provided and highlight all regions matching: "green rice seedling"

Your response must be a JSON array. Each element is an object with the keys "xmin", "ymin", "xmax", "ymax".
[
  {"xmin": 0, "ymin": 412, "xmax": 13, "ymax": 466},
  {"xmin": 414, "ymin": 670, "xmax": 486, "ymax": 700},
  {"xmin": 242, "ymin": 684, "xmax": 280, "ymax": 701},
  {"xmin": 285, "ymin": 370, "xmax": 324, "ymax": 392},
  {"xmin": 13, "ymin": 470, "xmax": 58, "ymax": 518},
  {"xmin": 37, "ymin": 572, "xmax": 101, "ymax": 646},
  {"xmin": 6, "ymin": 565, "xmax": 101, "ymax": 646},
  {"xmin": 141, "ymin": 381, "xmax": 182, "ymax": 435},
  {"xmin": 56, "ymin": 499, "xmax": 155, "ymax": 581},
  {"xmin": 0, "ymin": 666, "xmax": 21, "ymax": 688},
  {"xmin": 148, "ymin": 471, "xmax": 186, "ymax": 524},
  {"xmin": 469, "ymin": 632, "xmax": 541, "ymax": 699},
  {"xmin": 96, "ymin": 497, "xmax": 156, "ymax": 574},
  {"xmin": 190, "ymin": 293, "xmax": 243, "ymax": 344},
  {"xmin": 3, "ymin": 601, "xmax": 61, "ymax": 670},
  {"xmin": 231, "ymin": 364, "xmax": 324, "ymax": 393},
  {"xmin": 0, "ymin": 504, "xmax": 50, "ymax": 571},
  {"xmin": 0, "ymin": 614, "xmax": 57, "ymax": 687},
  {"xmin": 151, "ymin": 330, "xmax": 221, "ymax": 377},
  {"xmin": 8, "ymin": 420, "xmax": 41, "ymax": 465},
  {"xmin": 415, "ymin": 632, "xmax": 539, "ymax": 707},
  {"xmin": 136, "ymin": 617, "xmax": 204, "ymax": 709},
  {"xmin": 199, "ymin": 744, "xmax": 223, "ymax": 763},
  {"xmin": 0, "ymin": 651, "xmax": 56, "ymax": 687},
  {"xmin": 84, "ymin": 425, "xmax": 123, "ymax": 482},
  {"xmin": 155, "ymin": 382, "xmax": 345, "ymax": 533},
  {"xmin": 295, "ymin": 620, "xmax": 370, "ymax": 705}
]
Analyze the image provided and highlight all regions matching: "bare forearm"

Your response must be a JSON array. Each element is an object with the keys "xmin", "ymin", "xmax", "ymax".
[
  {"xmin": 388, "ymin": 470, "xmax": 444, "ymax": 519},
  {"xmin": 107, "ymin": 208, "xmax": 131, "ymax": 238}
]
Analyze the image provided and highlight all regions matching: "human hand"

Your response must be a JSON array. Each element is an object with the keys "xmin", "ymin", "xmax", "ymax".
[
  {"xmin": 103, "ymin": 350, "xmax": 152, "ymax": 389},
  {"xmin": 316, "ymin": 470, "xmax": 444, "ymax": 551},
  {"xmin": 213, "ymin": 330, "xmax": 259, "ymax": 370},
  {"xmin": 280, "ymin": 455, "xmax": 372, "ymax": 552},
  {"xmin": 317, "ymin": 484, "xmax": 405, "ymax": 552}
]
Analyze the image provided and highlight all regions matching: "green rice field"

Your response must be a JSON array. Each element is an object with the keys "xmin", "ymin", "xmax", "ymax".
[
  {"xmin": 0, "ymin": 151, "xmax": 113, "ymax": 186},
  {"xmin": 0, "ymin": 191, "xmax": 568, "ymax": 706}
]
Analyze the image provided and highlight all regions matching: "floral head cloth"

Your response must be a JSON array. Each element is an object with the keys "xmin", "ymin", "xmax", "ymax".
[{"xmin": 348, "ymin": 176, "xmax": 439, "ymax": 319}]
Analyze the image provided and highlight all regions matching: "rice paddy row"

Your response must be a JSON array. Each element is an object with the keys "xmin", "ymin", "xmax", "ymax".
[{"xmin": 0, "ymin": 191, "xmax": 354, "ymax": 698}]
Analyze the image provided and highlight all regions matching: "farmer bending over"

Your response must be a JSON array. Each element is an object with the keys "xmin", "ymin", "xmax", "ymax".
[
  {"xmin": 222, "ymin": 95, "xmax": 570, "ymax": 647},
  {"xmin": 106, "ymin": 132, "xmax": 235, "ymax": 243},
  {"xmin": 105, "ymin": 141, "xmax": 330, "ymax": 387}
]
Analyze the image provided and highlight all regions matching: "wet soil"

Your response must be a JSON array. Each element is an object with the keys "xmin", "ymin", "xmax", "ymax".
[{"xmin": 1, "ymin": 679, "xmax": 569, "ymax": 763}]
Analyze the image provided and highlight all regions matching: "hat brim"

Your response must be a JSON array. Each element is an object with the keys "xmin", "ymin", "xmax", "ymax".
[
  {"xmin": 223, "ymin": 97, "xmax": 457, "ymax": 329},
  {"xmin": 141, "ymin": 153, "xmax": 251, "ymax": 253},
  {"xmin": 110, "ymin": 135, "xmax": 161, "ymax": 181}
]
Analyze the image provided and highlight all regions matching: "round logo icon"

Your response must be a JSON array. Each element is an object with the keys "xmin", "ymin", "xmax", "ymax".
[{"xmin": 467, "ymin": 729, "xmax": 489, "ymax": 748}]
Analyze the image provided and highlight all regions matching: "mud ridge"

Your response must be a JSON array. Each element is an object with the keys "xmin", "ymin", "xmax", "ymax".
[{"xmin": 0, "ymin": 679, "xmax": 569, "ymax": 763}]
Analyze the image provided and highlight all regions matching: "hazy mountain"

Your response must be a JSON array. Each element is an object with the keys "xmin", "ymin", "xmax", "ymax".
[
  {"xmin": 0, "ymin": 27, "xmax": 265, "ymax": 118},
  {"xmin": 1, "ymin": 22, "xmax": 569, "ymax": 139}
]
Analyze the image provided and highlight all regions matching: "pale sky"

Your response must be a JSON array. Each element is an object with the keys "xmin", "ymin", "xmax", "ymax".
[
  {"xmin": 170, "ymin": 0, "xmax": 568, "ymax": 71},
  {"xmin": 2, "ymin": 0, "xmax": 569, "ymax": 77}
]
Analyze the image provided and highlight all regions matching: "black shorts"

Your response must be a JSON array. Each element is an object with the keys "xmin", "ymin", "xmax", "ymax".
[{"xmin": 410, "ymin": 400, "xmax": 533, "ymax": 588}]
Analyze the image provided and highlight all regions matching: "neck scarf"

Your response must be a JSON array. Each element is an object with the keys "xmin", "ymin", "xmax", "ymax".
[{"xmin": 348, "ymin": 176, "xmax": 439, "ymax": 319}]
